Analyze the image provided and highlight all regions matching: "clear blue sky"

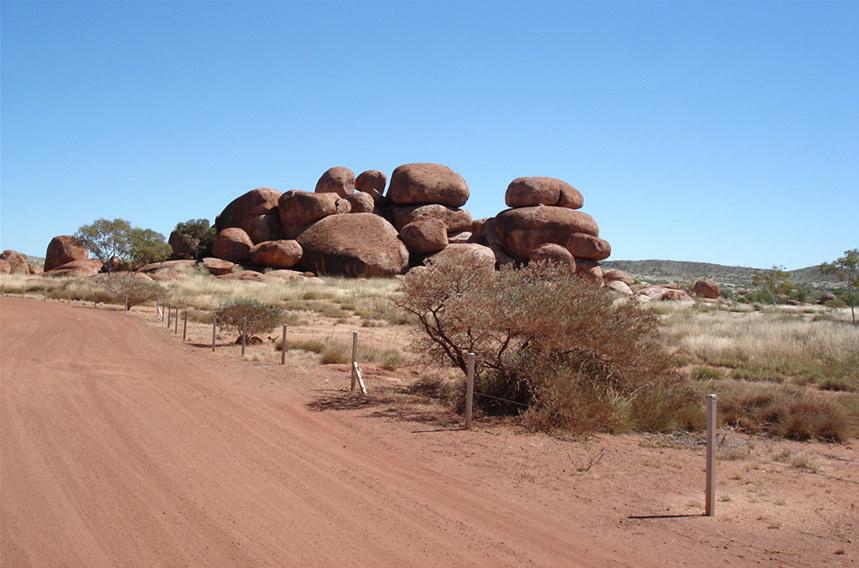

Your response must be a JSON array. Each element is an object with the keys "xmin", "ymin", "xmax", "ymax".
[{"xmin": 2, "ymin": 1, "xmax": 856, "ymax": 269}]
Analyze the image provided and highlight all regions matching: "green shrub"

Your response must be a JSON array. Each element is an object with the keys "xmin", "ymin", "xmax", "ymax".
[
  {"xmin": 215, "ymin": 298, "xmax": 284, "ymax": 340},
  {"xmin": 396, "ymin": 254, "xmax": 685, "ymax": 434}
]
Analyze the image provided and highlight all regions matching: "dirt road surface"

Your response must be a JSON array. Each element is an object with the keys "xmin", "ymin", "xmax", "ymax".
[
  {"xmin": 2, "ymin": 298, "xmax": 855, "ymax": 567},
  {"xmin": 1, "ymin": 299, "xmax": 618, "ymax": 567}
]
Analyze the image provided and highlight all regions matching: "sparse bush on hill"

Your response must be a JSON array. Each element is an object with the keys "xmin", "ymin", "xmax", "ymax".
[
  {"xmin": 215, "ymin": 298, "xmax": 284, "ymax": 342},
  {"xmin": 395, "ymin": 254, "xmax": 688, "ymax": 433}
]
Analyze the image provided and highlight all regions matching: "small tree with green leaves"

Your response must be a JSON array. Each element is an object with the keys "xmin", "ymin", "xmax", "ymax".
[
  {"xmin": 128, "ymin": 228, "xmax": 171, "ymax": 269},
  {"xmin": 821, "ymin": 249, "xmax": 858, "ymax": 325},
  {"xmin": 752, "ymin": 265, "xmax": 794, "ymax": 305},
  {"xmin": 100, "ymin": 274, "xmax": 162, "ymax": 310},
  {"xmin": 75, "ymin": 218, "xmax": 133, "ymax": 273},
  {"xmin": 214, "ymin": 298, "xmax": 284, "ymax": 342},
  {"xmin": 174, "ymin": 218, "xmax": 216, "ymax": 259}
]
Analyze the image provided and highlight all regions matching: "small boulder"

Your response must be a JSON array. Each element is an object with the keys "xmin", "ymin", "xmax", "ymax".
[
  {"xmin": 574, "ymin": 258, "xmax": 603, "ymax": 284},
  {"xmin": 278, "ymin": 190, "xmax": 351, "ymax": 237},
  {"xmin": 818, "ymin": 292, "xmax": 837, "ymax": 305},
  {"xmin": 565, "ymin": 233, "xmax": 611, "ymax": 261},
  {"xmin": 387, "ymin": 163, "xmax": 469, "ymax": 207},
  {"xmin": 606, "ymin": 280, "xmax": 633, "ymax": 295},
  {"xmin": 505, "ymin": 177, "xmax": 584, "ymax": 209},
  {"xmin": 400, "ymin": 218, "xmax": 448, "ymax": 254},
  {"xmin": 213, "ymin": 228, "xmax": 254, "ymax": 263},
  {"xmin": 494, "ymin": 206, "xmax": 599, "ymax": 260},
  {"xmin": 637, "ymin": 286, "xmax": 693, "ymax": 302},
  {"xmin": 693, "ymin": 279, "xmax": 721, "ymax": 299},
  {"xmin": 355, "ymin": 170, "xmax": 387, "ymax": 199},
  {"xmin": 315, "ymin": 166, "xmax": 356, "ymax": 198},
  {"xmin": 28, "ymin": 263, "xmax": 43, "ymax": 275},
  {"xmin": 217, "ymin": 271, "xmax": 268, "ymax": 283},
  {"xmin": 139, "ymin": 259, "xmax": 197, "ymax": 273},
  {"xmin": 265, "ymin": 269, "xmax": 306, "ymax": 281},
  {"xmin": 0, "ymin": 260, "xmax": 10, "ymax": 274},
  {"xmin": 388, "ymin": 204, "xmax": 472, "ymax": 233},
  {"xmin": 249, "ymin": 240, "xmax": 303, "ymax": 269},
  {"xmin": 603, "ymin": 269, "xmax": 634, "ymax": 287},
  {"xmin": 202, "ymin": 257, "xmax": 236, "ymax": 276},
  {"xmin": 297, "ymin": 213, "xmax": 409, "ymax": 277},
  {"xmin": 529, "ymin": 243, "xmax": 575, "ymax": 266},
  {"xmin": 216, "ymin": 188, "xmax": 283, "ymax": 244},
  {"xmin": 448, "ymin": 232, "xmax": 472, "ymax": 244},
  {"xmin": 0, "ymin": 250, "xmax": 30, "ymax": 274},
  {"xmin": 345, "ymin": 191, "xmax": 375, "ymax": 213},
  {"xmin": 427, "ymin": 243, "xmax": 496, "ymax": 272},
  {"xmin": 44, "ymin": 235, "xmax": 89, "ymax": 272}
]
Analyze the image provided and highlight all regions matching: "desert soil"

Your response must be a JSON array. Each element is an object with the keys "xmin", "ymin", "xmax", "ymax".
[{"xmin": 1, "ymin": 298, "xmax": 856, "ymax": 567}]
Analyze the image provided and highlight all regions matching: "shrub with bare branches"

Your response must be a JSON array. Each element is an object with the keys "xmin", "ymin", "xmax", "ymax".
[{"xmin": 395, "ymin": 255, "xmax": 690, "ymax": 433}]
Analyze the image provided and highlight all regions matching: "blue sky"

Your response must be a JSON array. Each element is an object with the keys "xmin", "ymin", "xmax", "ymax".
[{"xmin": 1, "ymin": 1, "xmax": 856, "ymax": 269}]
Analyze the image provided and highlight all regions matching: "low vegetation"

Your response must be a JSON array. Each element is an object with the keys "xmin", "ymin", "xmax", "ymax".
[{"xmin": 215, "ymin": 298, "xmax": 284, "ymax": 341}]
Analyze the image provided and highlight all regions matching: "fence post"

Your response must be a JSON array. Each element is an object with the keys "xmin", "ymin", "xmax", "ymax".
[
  {"xmin": 167, "ymin": 306, "xmax": 172, "ymax": 328},
  {"xmin": 465, "ymin": 353, "xmax": 475, "ymax": 429},
  {"xmin": 281, "ymin": 324, "xmax": 287, "ymax": 365},
  {"xmin": 174, "ymin": 308, "xmax": 179, "ymax": 333},
  {"xmin": 124, "ymin": 292, "xmax": 130, "ymax": 311},
  {"xmin": 350, "ymin": 332, "xmax": 358, "ymax": 392},
  {"xmin": 182, "ymin": 310, "xmax": 188, "ymax": 341},
  {"xmin": 241, "ymin": 317, "xmax": 247, "ymax": 357},
  {"xmin": 706, "ymin": 393, "xmax": 717, "ymax": 516},
  {"xmin": 211, "ymin": 315, "xmax": 217, "ymax": 352}
]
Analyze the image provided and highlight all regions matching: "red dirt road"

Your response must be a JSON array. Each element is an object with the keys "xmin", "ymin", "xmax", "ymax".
[{"xmin": 1, "ymin": 299, "xmax": 615, "ymax": 567}]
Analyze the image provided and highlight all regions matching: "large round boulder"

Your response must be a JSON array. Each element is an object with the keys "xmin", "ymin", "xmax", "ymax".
[
  {"xmin": 213, "ymin": 228, "xmax": 253, "ymax": 262},
  {"xmin": 278, "ymin": 190, "xmax": 351, "ymax": 238},
  {"xmin": 355, "ymin": 170, "xmax": 387, "ymax": 198},
  {"xmin": 168, "ymin": 230, "xmax": 198, "ymax": 259},
  {"xmin": 345, "ymin": 191, "xmax": 375, "ymax": 213},
  {"xmin": 505, "ymin": 177, "xmax": 584, "ymax": 209},
  {"xmin": 400, "ymin": 218, "xmax": 448, "ymax": 255},
  {"xmin": 315, "ymin": 166, "xmax": 356, "ymax": 198},
  {"xmin": 529, "ymin": 243, "xmax": 575, "ymax": 266},
  {"xmin": 297, "ymin": 213, "xmax": 408, "ymax": 277},
  {"xmin": 693, "ymin": 279, "xmax": 721, "ymax": 299},
  {"xmin": 494, "ymin": 206, "xmax": 599, "ymax": 260},
  {"xmin": 249, "ymin": 240, "xmax": 303, "ymax": 269},
  {"xmin": 427, "ymin": 243, "xmax": 496, "ymax": 272},
  {"xmin": 0, "ymin": 250, "xmax": 30, "ymax": 274},
  {"xmin": 565, "ymin": 233, "xmax": 611, "ymax": 261},
  {"xmin": 388, "ymin": 204, "xmax": 472, "ymax": 233},
  {"xmin": 216, "ymin": 188, "xmax": 283, "ymax": 244},
  {"xmin": 387, "ymin": 163, "xmax": 469, "ymax": 207},
  {"xmin": 44, "ymin": 235, "xmax": 88, "ymax": 272},
  {"xmin": 606, "ymin": 280, "xmax": 633, "ymax": 295}
]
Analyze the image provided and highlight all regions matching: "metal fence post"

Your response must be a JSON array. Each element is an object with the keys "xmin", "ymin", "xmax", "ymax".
[
  {"xmin": 182, "ymin": 310, "xmax": 188, "ymax": 341},
  {"xmin": 211, "ymin": 315, "xmax": 217, "ymax": 352},
  {"xmin": 465, "ymin": 352, "xmax": 475, "ymax": 429},
  {"xmin": 174, "ymin": 308, "xmax": 179, "ymax": 333},
  {"xmin": 281, "ymin": 324, "xmax": 287, "ymax": 365},
  {"xmin": 706, "ymin": 393, "xmax": 717, "ymax": 516},
  {"xmin": 167, "ymin": 306, "xmax": 172, "ymax": 328}
]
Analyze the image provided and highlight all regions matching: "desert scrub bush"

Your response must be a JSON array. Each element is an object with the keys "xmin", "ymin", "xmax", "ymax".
[
  {"xmin": 717, "ymin": 383, "xmax": 848, "ymax": 442},
  {"xmin": 215, "ymin": 298, "xmax": 284, "ymax": 341},
  {"xmin": 690, "ymin": 366, "xmax": 726, "ymax": 381},
  {"xmin": 395, "ymin": 254, "xmax": 687, "ymax": 434},
  {"xmin": 99, "ymin": 274, "xmax": 162, "ymax": 309}
]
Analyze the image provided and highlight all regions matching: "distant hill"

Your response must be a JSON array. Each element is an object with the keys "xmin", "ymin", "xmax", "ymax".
[{"xmin": 602, "ymin": 259, "xmax": 840, "ymax": 289}]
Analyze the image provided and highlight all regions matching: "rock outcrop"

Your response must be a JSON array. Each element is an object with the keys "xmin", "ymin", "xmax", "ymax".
[
  {"xmin": 428, "ymin": 243, "xmax": 496, "ymax": 272},
  {"xmin": 168, "ymin": 230, "xmax": 198, "ymax": 259},
  {"xmin": 297, "ymin": 213, "xmax": 408, "ymax": 277},
  {"xmin": 0, "ymin": 250, "xmax": 30, "ymax": 274},
  {"xmin": 494, "ymin": 206, "xmax": 599, "ymax": 260},
  {"xmin": 355, "ymin": 170, "xmax": 386, "ymax": 199},
  {"xmin": 278, "ymin": 191, "xmax": 351, "ymax": 238},
  {"xmin": 45, "ymin": 236, "xmax": 88, "ymax": 272},
  {"xmin": 505, "ymin": 177, "xmax": 583, "ymax": 209},
  {"xmin": 216, "ymin": 188, "xmax": 283, "ymax": 244},
  {"xmin": 400, "ymin": 219, "xmax": 448, "ymax": 255},
  {"xmin": 44, "ymin": 259, "xmax": 104, "ymax": 278}
]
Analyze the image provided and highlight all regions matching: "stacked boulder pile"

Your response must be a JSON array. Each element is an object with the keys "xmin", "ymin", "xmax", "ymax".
[{"xmin": 202, "ymin": 164, "xmax": 618, "ymax": 282}]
